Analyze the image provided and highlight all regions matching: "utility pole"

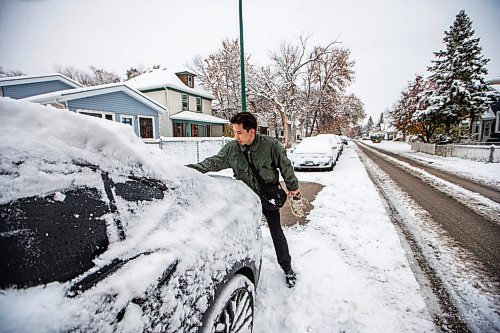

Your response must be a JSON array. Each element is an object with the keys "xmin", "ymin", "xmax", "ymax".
[{"xmin": 239, "ymin": 0, "xmax": 247, "ymax": 112}]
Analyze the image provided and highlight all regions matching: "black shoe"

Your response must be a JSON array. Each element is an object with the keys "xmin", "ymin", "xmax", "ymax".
[{"xmin": 285, "ymin": 269, "xmax": 296, "ymax": 288}]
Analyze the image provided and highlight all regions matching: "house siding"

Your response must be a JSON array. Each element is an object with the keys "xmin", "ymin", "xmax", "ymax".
[
  {"xmin": 3, "ymin": 81, "xmax": 75, "ymax": 99},
  {"xmin": 67, "ymin": 91, "xmax": 161, "ymax": 139}
]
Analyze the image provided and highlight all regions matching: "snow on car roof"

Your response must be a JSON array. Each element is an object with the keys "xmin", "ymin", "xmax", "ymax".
[{"xmin": 294, "ymin": 137, "xmax": 332, "ymax": 154}]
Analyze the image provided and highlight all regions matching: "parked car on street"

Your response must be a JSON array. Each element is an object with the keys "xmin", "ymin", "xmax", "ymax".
[
  {"xmin": 291, "ymin": 136, "xmax": 336, "ymax": 171},
  {"xmin": 0, "ymin": 98, "xmax": 262, "ymax": 333},
  {"xmin": 340, "ymin": 135, "xmax": 349, "ymax": 145},
  {"xmin": 317, "ymin": 134, "xmax": 343, "ymax": 159}
]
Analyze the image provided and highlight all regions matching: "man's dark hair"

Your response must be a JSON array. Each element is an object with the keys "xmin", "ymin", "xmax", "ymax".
[{"xmin": 230, "ymin": 112, "xmax": 257, "ymax": 131}]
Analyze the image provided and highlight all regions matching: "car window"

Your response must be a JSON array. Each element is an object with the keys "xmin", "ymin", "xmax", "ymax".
[
  {"xmin": 113, "ymin": 177, "xmax": 166, "ymax": 202},
  {"xmin": 0, "ymin": 187, "xmax": 110, "ymax": 289}
]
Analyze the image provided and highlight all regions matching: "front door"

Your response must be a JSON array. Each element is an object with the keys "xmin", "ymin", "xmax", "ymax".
[
  {"xmin": 139, "ymin": 117, "xmax": 154, "ymax": 139},
  {"xmin": 483, "ymin": 121, "xmax": 492, "ymax": 141}
]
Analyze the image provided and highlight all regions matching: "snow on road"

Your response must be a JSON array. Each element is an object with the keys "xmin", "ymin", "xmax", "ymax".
[{"xmin": 254, "ymin": 144, "xmax": 436, "ymax": 332}]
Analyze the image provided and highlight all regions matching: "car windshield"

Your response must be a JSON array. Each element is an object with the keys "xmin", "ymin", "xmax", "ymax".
[{"xmin": 0, "ymin": 187, "xmax": 110, "ymax": 289}]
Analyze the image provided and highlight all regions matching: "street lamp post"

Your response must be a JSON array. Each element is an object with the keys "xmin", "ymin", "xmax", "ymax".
[{"xmin": 239, "ymin": 0, "xmax": 247, "ymax": 112}]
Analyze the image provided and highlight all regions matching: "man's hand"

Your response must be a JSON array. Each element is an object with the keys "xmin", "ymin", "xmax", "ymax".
[{"xmin": 288, "ymin": 189, "xmax": 300, "ymax": 197}]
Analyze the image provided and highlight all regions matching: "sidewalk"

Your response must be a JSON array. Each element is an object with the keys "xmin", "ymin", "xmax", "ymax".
[{"xmin": 254, "ymin": 144, "xmax": 436, "ymax": 332}]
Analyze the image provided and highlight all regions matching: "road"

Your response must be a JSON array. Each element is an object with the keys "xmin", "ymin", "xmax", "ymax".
[{"xmin": 356, "ymin": 142, "xmax": 500, "ymax": 277}]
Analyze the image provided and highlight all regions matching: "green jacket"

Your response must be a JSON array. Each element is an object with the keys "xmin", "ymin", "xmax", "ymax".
[{"xmin": 187, "ymin": 134, "xmax": 299, "ymax": 195}]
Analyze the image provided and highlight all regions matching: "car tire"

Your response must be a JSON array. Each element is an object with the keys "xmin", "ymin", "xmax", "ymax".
[{"xmin": 202, "ymin": 274, "xmax": 255, "ymax": 333}]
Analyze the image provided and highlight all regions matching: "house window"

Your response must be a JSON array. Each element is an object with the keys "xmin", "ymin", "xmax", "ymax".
[
  {"xmin": 173, "ymin": 122, "xmax": 186, "ymax": 137},
  {"xmin": 77, "ymin": 109, "xmax": 115, "ymax": 121},
  {"xmin": 138, "ymin": 116, "xmax": 154, "ymax": 139},
  {"xmin": 196, "ymin": 97, "xmax": 202, "ymax": 112},
  {"xmin": 182, "ymin": 94, "xmax": 188, "ymax": 111},
  {"xmin": 191, "ymin": 124, "xmax": 199, "ymax": 137},
  {"xmin": 187, "ymin": 75, "xmax": 193, "ymax": 88},
  {"xmin": 198, "ymin": 125, "xmax": 209, "ymax": 137},
  {"xmin": 121, "ymin": 116, "xmax": 133, "ymax": 127},
  {"xmin": 496, "ymin": 111, "xmax": 500, "ymax": 133}
]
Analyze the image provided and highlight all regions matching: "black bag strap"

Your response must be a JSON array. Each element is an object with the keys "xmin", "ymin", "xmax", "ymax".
[{"xmin": 242, "ymin": 149, "xmax": 267, "ymax": 187}]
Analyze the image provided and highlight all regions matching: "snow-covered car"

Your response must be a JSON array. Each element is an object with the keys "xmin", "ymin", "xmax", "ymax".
[
  {"xmin": 0, "ymin": 98, "xmax": 262, "ymax": 333},
  {"xmin": 316, "ymin": 134, "xmax": 342, "ymax": 160},
  {"xmin": 340, "ymin": 135, "xmax": 349, "ymax": 145},
  {"xmin": 291, "ymin": 137, "xmax": 336, "ymax": 171}
]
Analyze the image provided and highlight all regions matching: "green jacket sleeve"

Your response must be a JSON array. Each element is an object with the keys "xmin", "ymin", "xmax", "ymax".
[
  {"xmin": 186, "ymin": 144, "xmax": 231, "ymax": 173},
  {"xmin": 272, "ymin": 142, "xmax": 299, "ymax": 191}
]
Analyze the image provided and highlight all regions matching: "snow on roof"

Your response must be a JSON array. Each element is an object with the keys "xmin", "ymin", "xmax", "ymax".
[
  {"xmin": 126, "ymin": 68, "xmax": 215, "ymax": 100},
  {"xmin": 23, "ymin": 83, "xmax": 166, "ymax": 114},
  {"xmin": 0, "ymin": 73, "xmax": 83, "ymax": 88},
  {"xmin": 481, "ymin": 108, "xmax": 496, "ymax": 120},
  {"xmin": 170, "ymin": 111, "xmax": 228, "ymax": 124},
  {"xmin": 487, "ymin": 77, "xmax": 500, "ymax": 86}
]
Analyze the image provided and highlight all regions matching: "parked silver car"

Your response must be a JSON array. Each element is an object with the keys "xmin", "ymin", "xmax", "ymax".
[{"xmin": 291, "ymin": 137, "xmax": 336, "ymax": 171}]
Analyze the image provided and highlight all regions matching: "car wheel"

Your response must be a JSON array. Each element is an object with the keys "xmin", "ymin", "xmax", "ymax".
[{"xmin": 203, "ymin": 274, "xmax": 255, "ymax": 333}]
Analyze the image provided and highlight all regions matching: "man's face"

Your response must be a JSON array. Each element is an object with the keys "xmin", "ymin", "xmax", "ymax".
[{"xmin": 232, "ymin": 123, "xmax": 255, "ymax": 146}]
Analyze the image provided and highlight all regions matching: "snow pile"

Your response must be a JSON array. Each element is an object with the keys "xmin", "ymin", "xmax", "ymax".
[{"xmin": 0, "ymin": 97, "xmax": 262, "ymax": 332}]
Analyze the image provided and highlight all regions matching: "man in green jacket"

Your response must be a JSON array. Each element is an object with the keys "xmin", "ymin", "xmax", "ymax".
[{"xmin": 187, "ymin": 112, "xmax": 300, "ymax": 287}]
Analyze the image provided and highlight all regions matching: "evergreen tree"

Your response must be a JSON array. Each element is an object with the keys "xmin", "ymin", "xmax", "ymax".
[
  {"xmin": 377, "ymin": 113, "xmax": 384, "ymax": 130},
  {"xmin": 367, "ymin": 116, "xmax": 374, "ymax": 130},
  {"xmin": 427, "ymin": 10, "xmax": 493, "ymax": 135}
]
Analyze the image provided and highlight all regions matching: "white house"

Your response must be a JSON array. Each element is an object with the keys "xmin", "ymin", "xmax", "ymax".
[{"xmin": 127, "ymin": 68, "xmax": 227, "ymax": 138}]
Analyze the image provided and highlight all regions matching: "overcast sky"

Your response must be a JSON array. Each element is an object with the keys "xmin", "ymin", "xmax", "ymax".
[{"xmin": 1, "ymin": 0, "xmax": 499, "ymax": 121}]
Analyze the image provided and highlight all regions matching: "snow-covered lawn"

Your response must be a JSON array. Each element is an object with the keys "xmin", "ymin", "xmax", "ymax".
[
  {"xmin": 362, "ymin": 140, "xmax": 500, "ymax": 187},
  {"xmin": 254, "ymin": 145, "xmax": 436, "ymax": 332}
]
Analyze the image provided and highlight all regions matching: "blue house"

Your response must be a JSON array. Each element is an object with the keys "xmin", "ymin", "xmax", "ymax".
[
  {"xmin": 25, "ymin": 83, "xmax": 166, "ymax": 140},
  {"xmin": 0, "ymin": 74, "xmax": 83, "ymax": 99}
]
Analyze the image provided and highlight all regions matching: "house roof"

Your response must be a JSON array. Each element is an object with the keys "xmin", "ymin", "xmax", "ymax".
[
  {"xmin": 487, "ymin": 77, "xmax": 500, "ymax": 86},
  {"xmin": 481, "ymin": 108, "xmax": 496, "ymax": 120},
  {"xmin": 23, "ymin": 83, "xmax": 166, "ymax": 114},
  {"xmin": 170, "ymin": 111, "xmax": 228, "ymax": 124},
  {"xmin": 0, "ymin": 73, "xmax": 83, "ymax": 88},
  {"xmin": 126, "ymin": 68, "xmax": 215, "ymax": 100}
]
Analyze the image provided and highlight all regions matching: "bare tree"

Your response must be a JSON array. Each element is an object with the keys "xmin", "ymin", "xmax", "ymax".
[
  {"xmin": 249, "ymin": 35, "xmax": 343, "ymax": 147},
  {"xmin": 300, "ymin": 46, "xmax": 355, "ymax": 136},
  {"xmin": 0, "ymin": 66, "xmax": 25, "ymax": 78},
  {"xmin": 54, "ymin": 65, "xmax": 121, "ymax": 86},
  {"xmin": 190, "ymin": 39, "xmax": 253, "ymax": 120},
  {"xmin": 390, "ymin": 75, "xmax": 438, "ymax": 142}
]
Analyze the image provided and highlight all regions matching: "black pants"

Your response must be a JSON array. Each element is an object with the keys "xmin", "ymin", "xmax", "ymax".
[{"xmin": 262, "ymin": 208, "xmax": 292, "ymax": 272}]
